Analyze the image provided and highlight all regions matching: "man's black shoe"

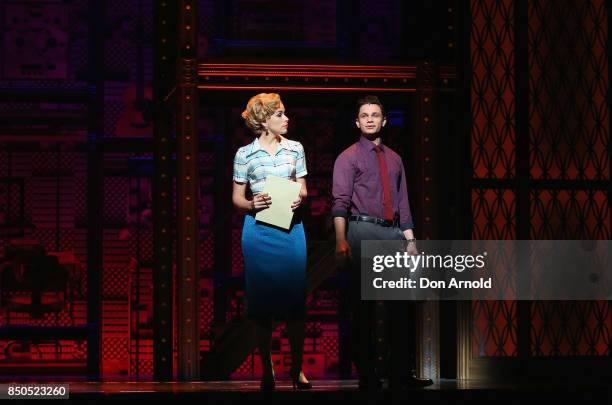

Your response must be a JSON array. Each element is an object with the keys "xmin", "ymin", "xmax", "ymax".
[
  {"xmin": 358, "ymin": 377, "xmax": 383, "ymax": 391},
  {"xmin": 389, "ymin": 376, "xmax": 434, "ymax": 390}
]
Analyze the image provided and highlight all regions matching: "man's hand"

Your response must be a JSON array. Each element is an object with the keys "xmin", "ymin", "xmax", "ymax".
[
  {"xmin": 335, "ymin": 240, "xmax": 352, "ymax": 265},
  {"xmin": 333, "ymin": 217, "xmax": 351, "ymax": 271},
  {"xmin": 406, "ymin": 240, "xmax": 418, "ymax": 256}
]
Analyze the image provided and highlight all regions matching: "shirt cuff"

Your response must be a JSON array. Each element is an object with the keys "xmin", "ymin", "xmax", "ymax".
[
  {"xmin": 331, "ymin": 208, "xmax": 349, "ymax": 218},
  {"xmin": 399, "ymin": 222, "xmax": 414, "ymax": 231}
]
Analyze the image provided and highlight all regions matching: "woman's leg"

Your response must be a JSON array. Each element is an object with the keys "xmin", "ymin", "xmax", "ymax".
[
  {"xmin": 287, "ymin": 319, "xmax": 309, "ymax": 383},
  {"xmin": 253, "ymin": 317, "xmax": 274, "ymax": 379}
]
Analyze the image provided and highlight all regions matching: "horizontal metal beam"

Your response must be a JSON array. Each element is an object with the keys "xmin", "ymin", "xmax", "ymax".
[
  {"xmin": 197, "ymin": 63, "xmax": 455, "ymax": 92},
  {"xmin": 471, "ymin": 178, "xmax": 611, "ymax": 191},
  {"xmin": 0, "ymin": 326, "xmax": 90, "ymax": 340}
]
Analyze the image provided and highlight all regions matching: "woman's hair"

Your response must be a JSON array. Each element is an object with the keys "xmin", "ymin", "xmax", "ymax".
[{"xmin": 241, "ymin": 93, "xmax": 282, "ymax": 135}]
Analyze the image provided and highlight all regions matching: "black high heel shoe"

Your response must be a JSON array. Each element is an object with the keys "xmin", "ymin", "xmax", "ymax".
[{"xmin": 290, "ymin": 368, "xmax": 312, "ymax": 390}]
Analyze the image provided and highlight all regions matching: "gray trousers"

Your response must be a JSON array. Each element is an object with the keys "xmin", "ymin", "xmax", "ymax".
[{"xmin": 346, "ymin": 220, "xmax": 416, "ymax": 382}]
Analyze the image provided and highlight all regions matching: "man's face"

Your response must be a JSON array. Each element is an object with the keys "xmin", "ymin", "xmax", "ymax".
[{"xmin": 356, "ymin": 103, "xmax": 386, "ymax": 137}]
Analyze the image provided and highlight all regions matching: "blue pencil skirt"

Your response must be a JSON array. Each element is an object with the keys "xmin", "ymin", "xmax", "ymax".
[{"xmin": 241, "ymin": 214, "xmax": 307, "ymax": 319}]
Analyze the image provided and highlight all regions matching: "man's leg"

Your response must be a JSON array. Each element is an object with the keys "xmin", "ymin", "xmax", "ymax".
[
  {"xmin": 387, "ymin": 300, "xmax": 415, "ymax": 385},
  {"xmin": 385, "ymin": 226, "xmax": 433, "ymax": 389},
  {"xmin": 347, "ymin": 222, "xmax": 378, "ymax": 388}
]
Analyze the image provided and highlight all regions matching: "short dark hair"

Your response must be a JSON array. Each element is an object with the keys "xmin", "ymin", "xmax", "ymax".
[{"xmin": 356, "ymin": 95, "xmax": 385, "ymax": 118}]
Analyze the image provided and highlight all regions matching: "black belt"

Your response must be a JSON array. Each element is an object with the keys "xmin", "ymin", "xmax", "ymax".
[{"xmin": 349, "ymin": 215, "xmax": 397, "ymax": 227}]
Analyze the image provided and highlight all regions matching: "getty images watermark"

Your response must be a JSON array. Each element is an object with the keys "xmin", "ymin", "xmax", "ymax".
[
  {"xmin": 372, "ymin": 250, "xmax": 489, "ymax": 289},
  {"xmin": 360, "ymin": 240, "xmax": 612, "ymax": 300}
]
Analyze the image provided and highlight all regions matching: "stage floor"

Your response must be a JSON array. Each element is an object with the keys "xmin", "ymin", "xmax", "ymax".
[{"xmin": 2, "ymin": 379, "xmax": 611, "ymax": 404}]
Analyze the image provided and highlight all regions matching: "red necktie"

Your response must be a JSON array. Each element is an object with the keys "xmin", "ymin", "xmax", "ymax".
[{"xmin": 374, "ymin": 145, "xmax": 394, "ymax": 221}]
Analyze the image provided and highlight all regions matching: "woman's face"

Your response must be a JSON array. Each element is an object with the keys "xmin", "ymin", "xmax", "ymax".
[{"xmin": 263, "ymin": 102, "xmax": 289, "ymax": 136}]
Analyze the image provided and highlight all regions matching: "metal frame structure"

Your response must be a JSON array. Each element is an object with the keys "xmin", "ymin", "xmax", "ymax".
[{"xmin": 153, "ymin": 0, "xmax": 461, "ymax": 382}]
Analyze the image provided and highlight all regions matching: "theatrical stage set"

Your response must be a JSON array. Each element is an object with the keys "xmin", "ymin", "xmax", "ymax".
[{"xmin": 0, "ymin": 0, "xmax": 611, "ymax": 403}]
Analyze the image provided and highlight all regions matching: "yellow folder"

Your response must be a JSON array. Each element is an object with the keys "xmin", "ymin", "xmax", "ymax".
[{"xmin": 255, "ymin": 175, "xmax": 302, "ymax": 230}]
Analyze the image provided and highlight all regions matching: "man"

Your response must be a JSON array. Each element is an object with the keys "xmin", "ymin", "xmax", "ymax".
[{"xmin": 332, "ymin": 95, "xmax": 433, "ymax": 390}]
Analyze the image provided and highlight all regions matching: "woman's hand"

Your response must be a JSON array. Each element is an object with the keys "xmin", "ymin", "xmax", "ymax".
[
  {"xmin": 291, "ymin": 195, "xmax": 302, "ymax": 211},
  {"xmin": 252, "ymin": 193, "xmax": 271, "ymax": 211}
]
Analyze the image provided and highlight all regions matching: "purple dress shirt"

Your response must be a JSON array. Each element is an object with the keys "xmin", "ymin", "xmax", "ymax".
[{"xmin": 331, "ymin": 135, "xmax": 414, "ymax": 230}]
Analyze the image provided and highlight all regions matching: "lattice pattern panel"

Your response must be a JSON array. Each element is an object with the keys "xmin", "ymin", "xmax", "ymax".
[
  {"xmin": 103, "ymin": 229, "xmax": 130, "ymax": 268},
  {"xmin": 102, "ymin": 267, "xmax": 129, "ymax": 299},
  {"xmin": 530, "ymin": 190, "xmax": 609, "ymax": 239},
  {"xmin": 102, "ymin": 338, "xmax": 129, "ymax": 360},
  {"xmin": 200, "ymin": 152, "xmax": 215, "ymax": 171},
  {"xmin": 128, "ymin": 230, "xmax": 154, "ymax": 265},
  {"xmin": 0, "ymin": 150, "xmax": 7, "ymax": 177},
  {"xmin": 200, "ymin": 176, "xmax": 214, "ymax": 229},
  {"xmin": 74, "ymin": 177, "xmax": 87, "ymax": 225},
  {"xmin": 472, "ymin": 300, "xmax": 517, "ymax": 356},
  {"xmin": 2, "ymin": 2, "xmax": 69, "ymax": 79},
  {"xmin": 105, "ymin": 0, "xmax": 134, "ymax": 77},
  {"xmin": 0, "ymin": 178, "xmax": 25, "ymax": 233},
  {"xmin": 199, "ymin": 298, "xmax": 214, "ymax": 339},
  {"xmin": 200, "ymin": 278, "xmax": 214, "ymax": 340},
  {"xmin": 8, "ymin": 152, "xmax": 33, "ymax": 177},
  {"xmin": 318, "ymin": 323, "xmax": 340, "ymax": 370},
  {"xmin": 104, "ymin": 83, "xmax": 126, "ymax": 139},
  {"xmin": 230, "ymin": 353, "xmax": 255, "ymax": 378},
  {"xmin": 102, "ymin": 298, "xmax": 129, "ymax": 378},
  {"xmin": 231, "ymin": 222, "xmax": 244, "ymax": 277},
  {"xmin": 470, "ymin": 0, "xmax": 516, "ymax": 179},
  {"xmin": 530, "ymin": 189, "xmax": 610, "ymax": 356},
  {"xmin": 226, "ymin": 321, "xmax": 340, "ymax": 379},
  {"xmin": 103, "ymin": 177, "xmax": 128, "ymax": 225},
  {"xmin": 198, "ymin": 0, "xmax": 215, "ymax": 57},
  {"xmin": 528, "ymin": 0, "xmax": 609, "ymax": 180},
  {"xmin": 130, "ymin": 338, "xmax": 153, "ymax": 377},
  {"xmin": 0, "ymin": 300, "xmax": 86, "ymax": 327},
  {"xmin": 200, "ymin": 232, "xmax": 214, "ymax": 273},
  {"xmin": 307, "ymin": 178, "xmax": 333, "ymax": 218},
  {"xmin": 56, "ymin": 228, "xmax": 75, "ymax": 252},
  {"xmin": 471, "ymin": 188, "xmax": 516, "ymax": 239},
  {"xmin": 30, "ymin": 177, "xmax": 74, "ymax": 230},
  {"xmin": 470, "ymin": 0, "xmax": 519, "ymax": 349},
  {"xmin": 469, "ymin": 0, "xmax": 611, "ymax": 362},
  {"xmin": 0, "ymin": 340, "xmax": 87, "ymax": 363},
  {"xmin": 531, "ymin": 301, "xmax": 611, "ymax": 356},
  {"xmin": 356, "ymin": 0, "xmax": 394, "ymax": 60},
  {"xmin": 226, "ymin": 289, "xmax": 247, "ymax": 324},
  {"xmin": 0, "ymin": 0, "xmax": 89, "ymax": 83}
]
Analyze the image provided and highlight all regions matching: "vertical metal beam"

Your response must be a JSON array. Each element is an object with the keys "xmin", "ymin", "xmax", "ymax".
[
  {"xmin": 456, "ymin": 0, "xmax": 474, "ymax": 382},
  {"xmin": 176, "ymin": 0, "xmax": 200, "ymax": 381},
  {"xmin": 86, "ymin": 0, "xmax": 105, "ymax": 382},
  {"xmin": 608, "ymin": 0, "xmax": 612, "ymax": 245},
  {"xmin": 212, "ymin": 113, "xmax": 228, "ymax": 326},
  {"xmin": 514, "ymin": 0, "xmax": 531, "ymax": 375},
  {"xmin": 336, "ymin": 99, "xmax": 353, "ymax": 378},
  {"xmin": 415, "ymin": 61, "xmax": 441, "ymax": 380},
  {"xmin": 607, "ymin": 0, "xmax": 612, "ymax": 367},
  {"xmin": 607, "ymin": 0, "xmax": 612, "ymax": 364},
  {"xmin": 153, "ymin": 0, "xmax": 177, "ymax": 381},
  {"xmin": 457, "ymin": 299, "xmax": 472, "ymax": 379}
]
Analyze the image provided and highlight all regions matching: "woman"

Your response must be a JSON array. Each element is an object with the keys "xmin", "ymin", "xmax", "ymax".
[{"xmin": 232, "ymin": 93, "xmax": 311, "ymax": 391}]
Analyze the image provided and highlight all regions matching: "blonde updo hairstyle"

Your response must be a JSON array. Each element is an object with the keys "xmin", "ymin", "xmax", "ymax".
[{"xmin": 241, "ymin": 93, "xmax": 282, "ymax": 135}]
